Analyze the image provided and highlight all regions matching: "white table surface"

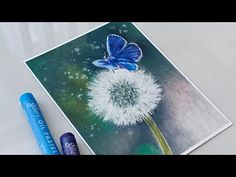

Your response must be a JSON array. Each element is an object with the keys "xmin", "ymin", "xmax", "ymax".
[{"xmin": 0, "ymin": 22, "xmax": 235, "ymax": 154}]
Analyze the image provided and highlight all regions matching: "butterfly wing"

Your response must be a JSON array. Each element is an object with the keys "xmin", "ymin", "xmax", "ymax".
[
  {"xmin": 107, "ymin": 34, "xmax": 142, "ymax": 62},
  {"xmin": 117, "ymin": 43, "xmax": 143, "ymax": 62},
  {"xmin": 92, "ymin": 59, "xmax": 119, "ymax": 70},
  {"xmin": 114, "ymin": 43, "xmax": 142, "ymax": 71},
  {"xmin": 107, "ymin": 34, "xmax": 127, "ymax": 57},
  {"xmin": 117, "ymin": 61, "xmax": 138, "ymax": 71}
]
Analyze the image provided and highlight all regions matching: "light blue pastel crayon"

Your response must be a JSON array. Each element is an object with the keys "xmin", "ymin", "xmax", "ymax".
[{"xmin": 20, "ymin": 93, "xmax": 60, "ymax": 155}]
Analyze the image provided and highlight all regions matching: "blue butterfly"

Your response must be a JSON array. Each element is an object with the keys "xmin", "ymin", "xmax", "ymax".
[{"xmin": 92, "ymin": 34, "xmax": 143, "ymax": 71}]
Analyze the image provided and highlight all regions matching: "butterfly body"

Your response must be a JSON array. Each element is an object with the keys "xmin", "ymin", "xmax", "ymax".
[{"xmin": 92, "ymin": 34, "xmax": 143, "ymax": 71}]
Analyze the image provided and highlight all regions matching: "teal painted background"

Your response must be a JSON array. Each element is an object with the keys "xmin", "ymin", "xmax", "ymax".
[{"xmin": 26, "ymin": 22, "xmax": 230, "ymax": 154}]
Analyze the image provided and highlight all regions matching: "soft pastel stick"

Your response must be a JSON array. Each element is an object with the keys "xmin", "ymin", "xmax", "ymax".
[
  {"xmin": 60, "ymin": 132, "xmax": 80, "ymax": 155},
  {"xmin": 20, "ymin": 93, "xmax": 60, "ymax": 155}
]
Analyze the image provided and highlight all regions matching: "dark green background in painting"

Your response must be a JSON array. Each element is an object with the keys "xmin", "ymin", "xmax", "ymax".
[{"xmin": 26, "ymin": 22, "xmax": 229, "ymax": 154}]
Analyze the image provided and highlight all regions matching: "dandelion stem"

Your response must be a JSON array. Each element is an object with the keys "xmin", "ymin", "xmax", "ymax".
[{"xmin": 144, "ymin": 116, "xmax": 173, "ymax": 155}]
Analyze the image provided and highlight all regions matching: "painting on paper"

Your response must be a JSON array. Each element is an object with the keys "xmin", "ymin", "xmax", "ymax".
[{"xmin": 25, "ymin": 22, "xmax": 232, "ymax": 154}]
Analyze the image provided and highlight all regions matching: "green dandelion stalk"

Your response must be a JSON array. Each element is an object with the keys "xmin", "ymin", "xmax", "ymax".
[{"xmin": 143, "ymin": 114, "xmax": 173, "ymax": 155}]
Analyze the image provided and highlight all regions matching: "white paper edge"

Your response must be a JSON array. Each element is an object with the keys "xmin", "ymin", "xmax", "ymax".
[{"xmin": 23, "ymin": 22, "xmax": 232, "ymax": 155}]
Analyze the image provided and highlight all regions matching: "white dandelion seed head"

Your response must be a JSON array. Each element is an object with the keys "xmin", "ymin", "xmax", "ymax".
[{"xmin": 87, "ymin": 69, "xmax": 162, "ymax": 126}]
